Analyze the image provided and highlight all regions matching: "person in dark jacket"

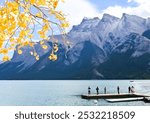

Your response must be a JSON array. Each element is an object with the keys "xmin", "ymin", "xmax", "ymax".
[
  {"xmin": 104, "ymin": 87, "xmax": 107, "ymax": 94},
  {"xmin": 96, "ymin": 86, "xmax": 99, "ymax": 95},
  {"xmin": 117, "ymin": 86, "xmax": 120, "ymax": 94},
  {"xmin": 128, "ymin": 86, "xmax": 131, "ymax": 93},
  {"xmin": 131, "ymin": 86, "xmax": 135, "ymax": 93},
  {"xmin": 88, "ymin": 86, "xmax": 91, "ymax": 95}
]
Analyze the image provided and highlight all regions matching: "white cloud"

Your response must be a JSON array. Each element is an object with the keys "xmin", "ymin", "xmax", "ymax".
[
  {"xmin": 58, "ymin": 0, "xmax": 100, "ymax": 30},
  {"xmin": 103, "ymin": 0, "xmax": 150, "ymax": 18},
  {"xmin": 128, "ymin": 0, "xmax": 148, "ymax": 4},
  {"xmin": 57, "ymin": 0, "xmax": 150, "ymax": 30}
]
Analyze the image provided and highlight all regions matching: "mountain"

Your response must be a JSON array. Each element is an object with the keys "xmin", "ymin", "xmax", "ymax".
[
  {"xmin": 0, "ymin": 13, "xmax": 150, "ymax": 80},
  {"xmin": 0, "ymin": 41, "xmax": 106, "ymax": 80}
]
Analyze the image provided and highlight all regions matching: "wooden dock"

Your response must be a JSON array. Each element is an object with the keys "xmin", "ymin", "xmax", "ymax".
[{"xmin": 81, "ymin": 93, "xmax": 150, "ymax": 100}]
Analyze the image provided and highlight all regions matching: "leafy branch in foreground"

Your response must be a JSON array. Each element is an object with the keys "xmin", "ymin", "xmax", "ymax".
[{"xmin": 0, "ymin": 0, "xmax": 69, "ymax": 62}]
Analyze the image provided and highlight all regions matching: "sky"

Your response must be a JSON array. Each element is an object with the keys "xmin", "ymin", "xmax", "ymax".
[
  {"xmin": 1, "ymin": 0, "xmax": 150, "ymax": 30},
  {"xmin": 1, "ymin": 0, "xmax": 150, "ymax": 26},
  {"xmin": 58, "ymin": 0, "xmax": 150, "ymax": 28}
]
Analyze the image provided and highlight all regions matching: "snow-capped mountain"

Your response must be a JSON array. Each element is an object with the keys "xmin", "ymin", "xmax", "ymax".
[
  {"xmin": 68, "ymin": 13, "xmax": 150, "ymax": 52},
  {"xmin": 0, "ymin": 13, "xmax": 150, "ymax": 80}
]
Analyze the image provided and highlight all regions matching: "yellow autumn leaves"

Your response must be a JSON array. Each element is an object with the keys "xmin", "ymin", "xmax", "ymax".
[{"xmin": 0, "ymin": 0, "xmax": 69, "ymax": 62}]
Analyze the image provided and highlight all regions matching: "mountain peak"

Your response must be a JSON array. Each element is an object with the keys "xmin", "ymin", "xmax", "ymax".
[
  {"xmin": 82, "ymin": 17, "xmax": 91, "ymax": 22},
  {"xmin": 70, "ymin": 17, "xmax": 100, "ymax": 32},
  {"xmin": 122, "ymin": 13, "xmax": 130, "ymax": 17},
  {"xmin": 81, "ymin": 17, "xmax": 100, "ymax": 23},
  {"xmin": 101, "ymin": 13, "xmax": 119, "ymax": 22},
  {"xmin": 121, "ymin": 13, "xmax": 145, "ymax": 21}
]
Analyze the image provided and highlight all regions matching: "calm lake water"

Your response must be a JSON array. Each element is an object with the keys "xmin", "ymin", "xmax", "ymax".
[{"xmin": 0, "ymin": 80, "xmax": 150, "ymax": 106}]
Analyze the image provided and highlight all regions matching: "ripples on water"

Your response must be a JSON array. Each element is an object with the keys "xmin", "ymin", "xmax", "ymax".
[{"xmin": 0, "ymin": 80, "xmax": 150, "ymax": 106}]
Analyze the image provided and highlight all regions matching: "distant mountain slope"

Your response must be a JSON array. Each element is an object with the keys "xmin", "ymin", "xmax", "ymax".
[
  {"xmin": 1, "ymin": 41, "xmax": 106, "ymax": 80},
  {"xmin": 98, "ymin": 33, "xmax": 150, "ymax": 79}
]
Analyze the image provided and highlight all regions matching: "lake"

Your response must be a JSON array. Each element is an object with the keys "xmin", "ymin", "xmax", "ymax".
[{"xmin": 0, "ymin": 80, "xmax": 150, "ymax": 106}]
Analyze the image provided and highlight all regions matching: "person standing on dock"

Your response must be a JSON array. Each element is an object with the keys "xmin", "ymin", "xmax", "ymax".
[
  {"xmin": 128, "ymin": 86, "xmax": 131, "ymax": 93},
  {"xmin": 104, "ymin": 87, "xmax": 107, "ymax": 94},
  {"xmin": 117, "ymin": 86, "xmax": 120, "ymax": 94},
  {"xmin": 131, "ymin": 86, "xmax": 135, "ymax": 93},
  {"xmin": 88, "ymin": 86, "xmax": 91, "ymax": 95},
  {"xmin": 96, "ymin": 87, "xmax": 99, "ymax": 95}
]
